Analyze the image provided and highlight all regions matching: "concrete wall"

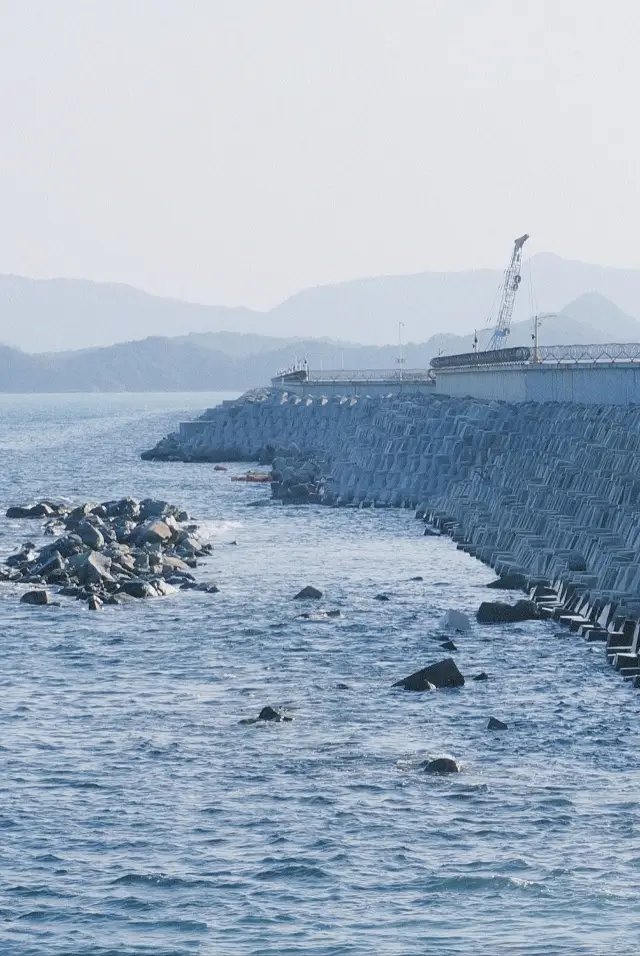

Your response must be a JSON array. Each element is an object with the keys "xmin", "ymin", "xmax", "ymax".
[{"xmin": 435, "ymin": 363, "xmax": 640, "ymax": 404}]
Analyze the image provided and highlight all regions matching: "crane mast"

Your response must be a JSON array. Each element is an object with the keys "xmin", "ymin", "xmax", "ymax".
[{"xmin": 486, "ymin": 233, "xmax": 530, "ymax": 350}]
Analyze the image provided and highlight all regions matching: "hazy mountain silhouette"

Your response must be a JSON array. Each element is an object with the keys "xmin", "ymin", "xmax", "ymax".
[
  {"xmin": 5, "ymin": 254, "xmax": 640, "ymax": 351},
  {"xmin": 0, "ymin": 292, "xmax": 638, "ymax": 392}
]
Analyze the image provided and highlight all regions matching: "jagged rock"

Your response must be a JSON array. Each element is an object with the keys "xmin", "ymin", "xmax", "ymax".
[
  {"xmin": 68, "ymin": 550, "xmax": 114, "ymax": 585},
  {"xmin": 472, "ymin": 672, "xmax": 489, "ymax": 681},
  {"xmin": 393, "ymin": 657, "xmax": 464, "ymax": 691},
  {"xmin": 477, "ymin": 600, "xmax": 539, "ymax": 624},
  {"xmin": 423, "ymin": 527, "xmax": 441, "ymax": 537},
  {"xmin": 88, "ymin": 595, "xmax": 103, "ymax": 611},
  {"xmin": 487, "ymin": 717, "xmax": 508, "ymax": 730},
  {"xmin": 293, "ymin": 585, "xmax": 323, "ymax": 600},
  {"xmin": 441, "ymin": 609, "xmax": 471, "ymax": 632},
  {"xmin": 136, "ymin": 519, "xmax": 174, "ymax": 547},
  {"xmin": 487, "ymin": 573, "xmax": 527, "ymax": 590},
  {"xmin": 20, "ymin": 589, "xmax": 51, "ymax": 605},
  {"xmin": 77, "ymin": 522, "xmax": 105, "ymax": 550},
  {"xmin": 423, "ymin": 757, "xmax": 461, "ymax": 774},
  {"xmin": 440, "ymin": 640, "xmax": 458, "ymax": 651}
]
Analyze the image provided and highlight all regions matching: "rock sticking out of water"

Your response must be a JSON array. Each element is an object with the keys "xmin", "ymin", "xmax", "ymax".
[
  {"xmin": 440, "ymin": 640, "xmax": 458, "ymax": 651},
  {"xmin": 20, "ymin": 589, "xmax": 52, "ymax": 606},
  {"xmin": 3, "ymin": 497, "xmax": 212, "ymax": 611},
  {"xmin": 423, "ymin": 757, "xmax": 461, "ymax": 774},
  {"xmin": 241, "ymin": 706, "xmax": 293, "ymax": 725},
  {"xmin": 393, "ymin": 657, "xmax": 464, "ymax": 691},
  {"xmin": 476, "ymin": 600, "xmax": 539, "ymax": 624},
  {"xmin": 473, "ymin": 672, "xmax": 489, "ymax": 681},
  {"xmin": 293, "ymin": 585, "xmax": 323, "ymax": 600},
  {"xmin": 487, "ymin": 717, "xmax": 508, "ymax": 730}
]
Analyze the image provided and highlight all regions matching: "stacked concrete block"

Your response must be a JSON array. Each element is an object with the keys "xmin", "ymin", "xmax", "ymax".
[{"xmin": 144, "ymin": 388, "xmax": 640, "ymax": 684}]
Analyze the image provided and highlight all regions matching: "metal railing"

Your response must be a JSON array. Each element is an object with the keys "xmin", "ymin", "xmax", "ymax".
[
  {"xmin": 305, "ymin": 368, "xmax": 435, "ymax": 384},
  {"xmin": 535, "ymin": 343, "xmax": 640, "ymax": 363}
]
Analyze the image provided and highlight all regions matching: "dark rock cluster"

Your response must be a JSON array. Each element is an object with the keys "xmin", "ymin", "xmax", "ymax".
[
  {"xmin": 270, "ymin": 455, "xmax": 326, "ymax": 504},
  {"xmin": 3, "ymin": 497, "xmax": 213, "ymax": 610}
]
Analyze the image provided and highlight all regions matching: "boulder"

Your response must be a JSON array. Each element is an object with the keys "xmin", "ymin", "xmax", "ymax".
[
  {"xmin": 161, "ymin": 555, "xmax": 190, "ymax": 573},
  {"xmin": 476, "ymin": 600, "xmax": 539, "ymax": 624},
  {"xmin": 68, "ymin": 550, "xmax": 114, "ymax": 585},
  {"xmin": 441, "ymin": 609, "xmax": 471, "ymax": 632},
  {"xmin": 293, "ymin": 585, "xmax": 323, "ymax": 600},
  {"xmin": 487, "ymin": 572, "xmax": 527, "ymax": 590},
  {"xmin": 118, "ymin": 580, "xmax": 157, "ymax": 599},
  {"xmin": 195, "ymin": 582, "xmax": 220, "ymax": 593},
  {"xmin": 487, "ymin": 717, "xmax": 508, "ymax": 730},
  {"xmin": 88, "ymin": 595, "xmax": 103, "ymax": 611},
  {"xmin": 423, "ymin": 757, "xmax": 461, "ymax": 774},
  {"xmin": 20, "ymin": 589, "xmax": 51, "ymax": 605},
  {"xmin": 77, "ymin": 522, "xmax": 105, "ymax": 550},
  {"xmin": 136, "ymin": 519, "xmax": 174, "ymax": 547},
  {"xmin": 472, "ymin": 672, "xmax": 489, "ymax": 681},
  {"xmin": 393, "ymin": 657, "xmax": 464, "ymax": 691},
  {"xmin": 6, "ymin": 505, "xmax": 37, "ymax": 519}
]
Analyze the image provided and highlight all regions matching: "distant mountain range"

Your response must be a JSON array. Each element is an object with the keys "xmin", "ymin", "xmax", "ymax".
[
  {"xmin": 6, "ymin": 253, "xmax": 640, "ymax": 351},
  {"xmin": 0, "ymin": 291, "xmax": 639, "ymax": 392}
]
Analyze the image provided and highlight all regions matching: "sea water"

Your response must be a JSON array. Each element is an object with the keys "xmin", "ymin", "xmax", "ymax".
[{"xmin": 1, "ymin": 393, "xmax": 639, "ymax": 956}]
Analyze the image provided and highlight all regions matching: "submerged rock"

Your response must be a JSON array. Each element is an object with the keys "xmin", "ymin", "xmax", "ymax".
[
  {"xmin": 423, "ymin": 757, "xmax": 461, "ymax": 774},
  {"xmin": 476, "ymin": 600, "xmax": 538, "ymax": 624},
  {"xmin": 472, "ymin": 672, "xmax": 489, "ymax": 681},
  {"xmin": 393, "ymin": 657, "xmax": 464, "ymax": 691}
]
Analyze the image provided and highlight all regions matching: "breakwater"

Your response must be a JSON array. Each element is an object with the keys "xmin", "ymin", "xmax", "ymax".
[{"xmin": 145, "ymin": 389, "xmax": 640, "ymax": 683}]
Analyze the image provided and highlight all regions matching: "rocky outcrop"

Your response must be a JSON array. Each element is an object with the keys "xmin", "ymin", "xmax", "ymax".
[{"xmin": 3, "ymin": 497, "xmax": 212, "ymax": 610}]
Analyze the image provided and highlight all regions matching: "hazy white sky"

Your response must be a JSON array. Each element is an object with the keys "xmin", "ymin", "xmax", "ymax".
[{"xmin": 1, "ymin": 0, "xmax": 639, "ymax": 308}]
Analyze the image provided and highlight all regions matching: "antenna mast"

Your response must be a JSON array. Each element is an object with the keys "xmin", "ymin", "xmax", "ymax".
[{"xmin": 487, "ymin": 233, "xmax": 530, "ymax": 350}]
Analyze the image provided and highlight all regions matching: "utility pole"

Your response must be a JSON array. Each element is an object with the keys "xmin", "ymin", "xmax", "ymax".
[{"xmin": 396, "ymin": 321, "xmax": 406, "ymax": 382}]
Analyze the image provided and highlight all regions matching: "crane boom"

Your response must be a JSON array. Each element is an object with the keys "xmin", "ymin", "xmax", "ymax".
[{"xmin": 486, "ymin": 233, "xmax": 530, "ymax": 350}]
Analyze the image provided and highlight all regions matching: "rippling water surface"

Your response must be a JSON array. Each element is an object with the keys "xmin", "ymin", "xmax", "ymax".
[{"xmin": 1, "ymin": 393, "xmax": 639, "ymax": 956}]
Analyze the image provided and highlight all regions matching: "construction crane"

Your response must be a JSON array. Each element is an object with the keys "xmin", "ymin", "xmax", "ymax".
[{"xmin": 486, "ymin": 233, "xmax": 530, "ymax": 350}]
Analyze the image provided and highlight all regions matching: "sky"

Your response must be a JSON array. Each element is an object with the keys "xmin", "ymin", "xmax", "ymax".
[{"xmin": 1, "ymin": 0, "xmax": 639, "ymax": 310}]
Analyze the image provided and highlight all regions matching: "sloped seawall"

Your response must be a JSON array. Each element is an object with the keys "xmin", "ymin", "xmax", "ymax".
[{"xmin": 144, "ymin": 389, "xmax": 640, "ymax": 669}]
